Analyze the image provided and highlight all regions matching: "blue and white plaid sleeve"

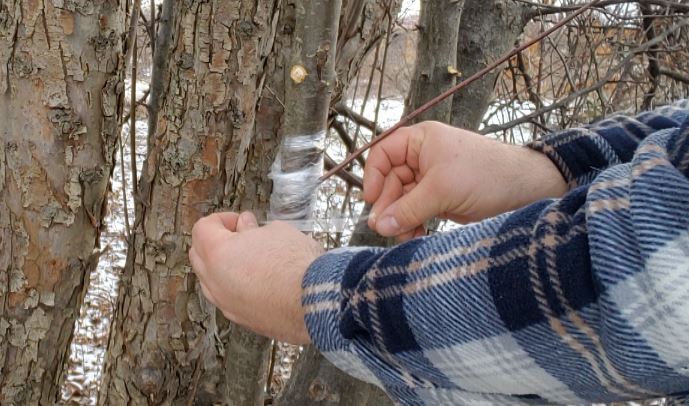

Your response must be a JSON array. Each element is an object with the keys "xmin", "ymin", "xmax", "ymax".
[
  {"xmin": 529, "ymin": 100, "xmax": 689, "ymax": 188},
  {"xmin": 302, "ymin": 102, "xmax": 689, "ymax": 405}
]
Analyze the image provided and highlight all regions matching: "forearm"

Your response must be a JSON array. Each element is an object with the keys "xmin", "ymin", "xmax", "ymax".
[{"xmin": 303, "ymin": 115, "xmax": 689, "ymax": 405}]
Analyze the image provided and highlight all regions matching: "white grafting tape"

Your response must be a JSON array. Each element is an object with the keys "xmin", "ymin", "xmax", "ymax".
[{"xmin": 268, "ymin": 131, "xmax": 327, "ymax": 221}]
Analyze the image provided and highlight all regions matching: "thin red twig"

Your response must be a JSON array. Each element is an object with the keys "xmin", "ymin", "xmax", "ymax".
[{"xmin": 321, "ymin": 0, "xmax": 604, "ymax": 182}]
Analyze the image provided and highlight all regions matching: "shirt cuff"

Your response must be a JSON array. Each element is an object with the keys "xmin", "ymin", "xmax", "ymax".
[{"xmin": 302, "ymin": 247, "xmax": 356, "ymax": 353}]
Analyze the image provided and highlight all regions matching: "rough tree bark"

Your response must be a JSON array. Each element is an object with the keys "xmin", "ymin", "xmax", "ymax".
[
  {"xmin": 406, "ymin": 0, "xmax": 464, "ymax": 122},
  {"xmin": 99, "ymin": 1, "xmax": 283, "ymax": 403},
  {"xmin": 452, "ymin": 0, "xmax": 531, "ymax": 130},
  {"xmin": 101, "ymin": 0, "xmax": 399, "ymax": 404},
  {"xmin": 0, "ymin": 1, "xmax": 125, "ymax": 404}
]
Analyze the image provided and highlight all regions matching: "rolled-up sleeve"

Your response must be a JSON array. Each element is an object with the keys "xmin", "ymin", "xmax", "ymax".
[
  {"xmin": 303, "ymin": 103, "xmax": 689, "ymax": 405},
  {"xmin": 528, "ymin": 100, "xmax": 689, "ymax": 189}
]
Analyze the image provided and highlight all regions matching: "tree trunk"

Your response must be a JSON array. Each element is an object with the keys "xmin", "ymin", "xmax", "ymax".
[
  {"xmin": 273, "ymin": 1, "xmax": 402, "ymax": 405},
  {"xmin": 101, "ymin": 0, "xmax": 397, "ymax": 404},
  {"xmin": 0, "ymin": 1, "xmax": 125, "ymax": 404},
  {"xmin": 99, "ymin": 1, "xmax": 284, "ymax": 404},
  {"xmin": 406, "ymin": 0, "xmax": 464, "ymax": 122},
  {"xmin": 451, "ymin": 0, "xmax": 531, "ymax": 130},
  {"xmin": 277, "ymin": 0, "xmax": 401, "ymax": 406}
]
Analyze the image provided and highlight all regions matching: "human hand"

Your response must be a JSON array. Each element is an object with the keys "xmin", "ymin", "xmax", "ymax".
[
  {"xmin": 189, "ymin": 211, "xmax": 323, "ymax": 345},
  {"xmin": 365, "ymin": 121, "xmax": 568, "ymax": 240}
]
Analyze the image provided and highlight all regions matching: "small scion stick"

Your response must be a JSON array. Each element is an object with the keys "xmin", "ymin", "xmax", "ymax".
[{"xmin": 320, "ymin": 0, "xmax": 604, "ymax": 182}]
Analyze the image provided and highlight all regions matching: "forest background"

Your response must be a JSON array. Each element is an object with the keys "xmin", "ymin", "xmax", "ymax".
[{"xmin": 0, "ymin": 0, "xmax": 687, "ymax": 404}]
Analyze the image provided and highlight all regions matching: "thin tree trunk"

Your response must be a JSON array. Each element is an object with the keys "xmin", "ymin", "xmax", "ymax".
[
  {"xmin": 451, "ymin": 0, "xmax": 531, "ymax": 130},
  {"xmin": 274, "ymin": 1, "xmax": 401, "ymax": 405},
  {"xmin": 269, "ymin": 0, "xmax": 342, "ymax": 221},
  {"xmin": 276, "ymin": 207, "xmax": 393, "ymax": 406},
  {"xmin": 402, "ymin": 0, "xmax": 464, "ymax": 245},
  {"xmin": 0, "ymin": 1, "xmax": 125, "ymax": 404},
  {"xmin": 406, "ymin": 0, "xmax": 464, "ymax": 122}
]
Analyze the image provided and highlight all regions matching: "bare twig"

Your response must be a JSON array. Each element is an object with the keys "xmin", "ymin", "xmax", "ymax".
[
  {"xmin": 518, "ymin": 0, "xmax": 689, "ymax": 19},
  {"xmin": 130, "ymin": 32, "xmax": 139, "ymax": 198},
  {"xmin": 333, "ymin": 103, "xmax": 383, "ymax": 134},
  {"xmin": 120, "ymin": 88, "xmax": 151, "ymax": 124},
  {"xmin": 119, "ymin": 132, "xmax": 131, "ymax": 239},
  {"xmin": 659, "ymin": 66, "xmax": 689, "ymax": 84},
  {"xmin": 640, "ymin": 2, "xmax": 661, "ymax": 110},
  {"xmin": 324, "ymin": 155, "xmax": 364, "ymax": 189},
  {"xmin": 482, "ymin": 18, "xmax": 689, "ymax": 134},
  {"xmin": 123, "ymin": 0, "xmax": 142, "ymax": 71},
  {"xmin": 331, "ymin": 120, "xmax": 367, "ymax": 168},
  {"xmin": 373, "ymin": 0, "xmax": 395, "ymax": 131}
]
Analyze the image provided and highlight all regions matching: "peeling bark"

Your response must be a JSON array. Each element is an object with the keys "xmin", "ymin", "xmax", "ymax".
[
  {"xmin": 99, "ymin": 1, "xmax": 282, "ymax": 404},
  {"xmin": 0, "ymin": 0, "xmax": 125, "ymax": 404},
  {"xmin": 101, "ymin": 0, "xmax": 400, "ymax": 404}
]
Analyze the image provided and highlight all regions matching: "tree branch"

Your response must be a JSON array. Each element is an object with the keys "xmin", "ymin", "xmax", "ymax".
[
  {"xmin": 659, "ymin": 66, "xmax": 689, "ymax": 84},
  {"xmin": 331, "ymin": 120, "xmax": 367, "ymax": 168},
  {"xmin": 322, "ymin": 0, "xmax": 605, "ymax": 181},
  {"xmin": 324, "ymin": 155, "xmax": 363, "ymax": 189},
  {"xmin": 521, "ymin": 0, "xmax": 689, "ymax": 19},
  {"xmin": 333, "ymin": 103, "xmax": 383, "ymax": 134}
]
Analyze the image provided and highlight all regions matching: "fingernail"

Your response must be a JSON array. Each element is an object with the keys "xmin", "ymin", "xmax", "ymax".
[
  {"xmin": 241, "ymin": 212, "xmax": 258, "ymax": 228},
  {"xmin": 369, "ymin": 211, "xmax": 377, "ymax": 225},
  {"xmin": 377, "ymin": 215, "xmax": 400, "ymax": 236}
]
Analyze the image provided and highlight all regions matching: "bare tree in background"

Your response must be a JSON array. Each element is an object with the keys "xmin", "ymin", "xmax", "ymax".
[
  {"xmin": 483, "ymin": 1, "xmax": 689, "ymax": 141},
  {"xmin": 0, "ymin": 1, "xmax": 126, "ymax": 403}
]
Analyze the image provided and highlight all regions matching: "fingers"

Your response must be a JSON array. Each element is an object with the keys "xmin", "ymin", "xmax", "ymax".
[
  {"xmin": 190, "ymin": 246, "xmax": 220, "ymax": 306},
  {"xmin": 395, "ymin": 226, "xmax": 426, "ymax": 243},
  {"xmin": 376, "ymin": 179, "xmax": 442, "ymax": 237},
  {"xmin": 208, "ymin": 212, "xmax": 241, "ymax": 231},
  {"xmin": 191, "ymin": 212, "xmax": 239, "ymax": 255},
  {"xmin": 188, "ymin": 246, "xmax": 205, "ymax": 276},
  {"xmin": 364, "ymin": 126, "xmax": 414, "ymax": 204},
  {"xmin": 237, "ymin": 211, "xmax": 258, "ymax": 232},
  {"xmin": 369, "ymin": 172, "xmax": 401, "ymax": 229},
  {"xmin": 198, "ymin": 280, "xmax": 219, "ymax": 307}
]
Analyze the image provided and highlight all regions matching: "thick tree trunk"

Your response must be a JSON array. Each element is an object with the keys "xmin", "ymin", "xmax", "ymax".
[
  {"xmin": 101, "ymin": 0, "xmax": 397, "ymax": 404},
  {"xmin": 99, "ymin": 1, "xmax": 283, "ymax": 404},
  {"xmin": 0, "ymin": 1, "xmax": 125, "ymax": 404},
  {"xmin": 451, "ymin": 0, "xmax": 531, "ymax": 130}
]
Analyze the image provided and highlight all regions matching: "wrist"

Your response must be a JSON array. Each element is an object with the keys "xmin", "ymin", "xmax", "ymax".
[{"xmin": 509, "ymin": 145, "xmax": 569, "ymax": 209}]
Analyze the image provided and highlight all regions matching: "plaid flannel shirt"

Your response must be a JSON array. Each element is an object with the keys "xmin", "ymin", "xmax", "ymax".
[{"xmin": 302, "ymin": 100, "xmax": 689, "ymax": 405}]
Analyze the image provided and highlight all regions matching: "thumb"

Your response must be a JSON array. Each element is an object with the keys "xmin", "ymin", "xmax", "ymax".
[
  {"xmin": 376, "ymin": 181, "xmax": 441, "ymax": 237},
  {"xmin": 237, "ymin": 211, "xmax": 259, "ymax": 232}
]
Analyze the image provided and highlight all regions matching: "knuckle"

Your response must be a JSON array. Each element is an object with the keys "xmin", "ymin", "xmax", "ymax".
[
  {"xmin": 397, "ymin": 202, "xmax": 422, "ymax": 228},
  {"xmin": 192, "ymin": 217, "xmax": 209, "ymax": 238}
]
